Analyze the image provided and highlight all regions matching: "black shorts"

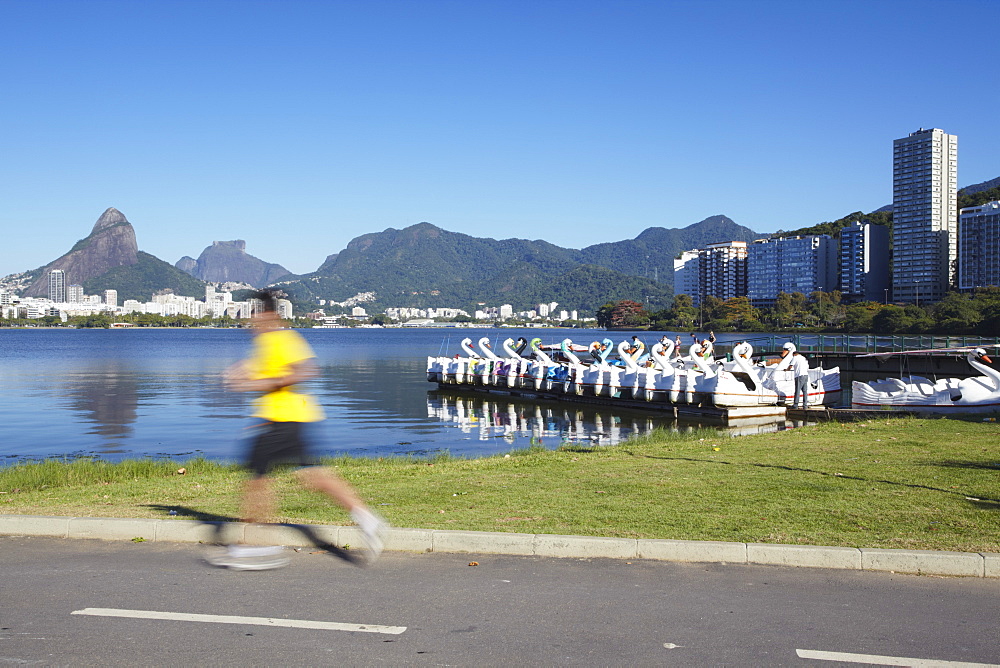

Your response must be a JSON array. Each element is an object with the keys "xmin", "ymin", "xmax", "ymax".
[{"xmin": 247, "ymin": 421, "xmax": 316, "ymax": 476}]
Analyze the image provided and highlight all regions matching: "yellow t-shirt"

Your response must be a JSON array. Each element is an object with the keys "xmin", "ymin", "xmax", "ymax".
[{"xmin": 248, "ymin": 329, "xmax": 324, "ymax": 423}]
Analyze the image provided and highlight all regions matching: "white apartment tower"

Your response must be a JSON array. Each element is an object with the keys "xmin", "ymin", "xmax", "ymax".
[
  {"xmin": 958, "ymin": 200, "xmax": 1000, "ymax": 291},
  {"xmin": 892, "ymin": 128, "xmax": 958, "ymax": 304},
  {"xmin": 673, "ymin": 250, "xmax": 701, "ymax": 304},
  {"xmin": 698, "ymin": 241, "xmax": 748, "ymax": 303},
  {"xmin": 48, "ymin": 269, "xmax": 65, "ymax": 303}
]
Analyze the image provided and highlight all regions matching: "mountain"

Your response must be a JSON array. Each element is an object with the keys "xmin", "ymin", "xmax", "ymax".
[
  {"xmin": 958, "ymin": 176, "xmax": 1000, "ymax": 209},
  {"xmin": 576, "ymin": 215, "xmax": 759, "ymax": 281},
  {"xmin": 14, "ymin": 207, "xmax": 206, "ymax": 302},
  {"xmin": 83, "ymin": 251, "xmax": 207, "ymax": 303},
  {"xmin": 271, "ymin": 216, "xmax": 761, "ymax": 312},
  {"xmin": 175, "ymin": 240, "xmax": 291, "ymax": 287},
  {"xmin": 23, "ymin": 208, "xmax": 139, "ymax": 297},
  {"xmin": 780, "ymin": 176, "xmax": 1000, "ymax": 239},
  {"xmin": 960, "ymin": 176, "xmax": 1000, "ymax": 196}
]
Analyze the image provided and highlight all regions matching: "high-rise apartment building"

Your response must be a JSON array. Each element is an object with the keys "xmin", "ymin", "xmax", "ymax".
[
  {"xmin": 103, "ymin": 289, "xmax": 118, "ymax": 307},
  {"xmin": 66, "ymin": 284, "xmax": 84, "ymax": 303},
  {"xmin": 48, "ymin": 269, "xmax": 65, "ymax": 302},
  {"xmin": 958, "ymin": 200, "xmax": 1000, "ymax": 291},
  {"xmin": 892, "ymin": 128, "xmax": 958, "ymax": 304},
  {"xmin": 698, "ymin": 242, "xmax": 748, "ymax": 303},
  {"xmin": 839, "ymin": 222, "xmax": 890, "ymax": 303},
  {"xmin": 673, "ymin": 250, "xmax": 701, "ymax": 304},
  {"xmin": 747, "ymin": 235, "xmax": 837, "ymax": 307}
]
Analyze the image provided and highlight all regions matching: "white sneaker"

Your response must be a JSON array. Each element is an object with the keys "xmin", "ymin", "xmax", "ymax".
[
  {"xmin": 205, "ymin": 545, "xmax": 290, "ymax": 571},
  {"xmin": 351, "ymin": 509, "xmax": 388, "ymax": 562}
]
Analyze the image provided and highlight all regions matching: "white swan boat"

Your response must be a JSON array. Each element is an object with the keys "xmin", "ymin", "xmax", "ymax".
[
  {"xmin": 851, "ymin": 347, "xmax": 1000, "ymax": 413},
  {"xmin": 700, "ymin": 342, "xmax": 780, "ymax": 407}
]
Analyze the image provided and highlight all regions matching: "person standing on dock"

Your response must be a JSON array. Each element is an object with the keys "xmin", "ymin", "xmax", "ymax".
[
  {"xmin": 790, "ymin": 348, "xmax": 810, "ymax": 409},
  {"xmin": 214, "ymin": 289, "xmax": 387, "ymax": 570}
]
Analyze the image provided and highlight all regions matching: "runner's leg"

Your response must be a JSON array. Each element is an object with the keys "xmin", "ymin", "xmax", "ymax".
[
  {"xmin": 295, "ymin": 467, "xmax": 387, "ymax": 559},
  {"xmin": 242, "ymin": 475, "xmax": 275, "ymax": 525},
  {"xmin": 295, "ymin": 466, "xmax": 364, "ymax": 511}
]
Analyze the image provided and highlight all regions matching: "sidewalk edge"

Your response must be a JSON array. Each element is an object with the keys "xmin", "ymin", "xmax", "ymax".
[{"xmin": 1, "ymin": 514, "xmax": 995, "ymax": 578}]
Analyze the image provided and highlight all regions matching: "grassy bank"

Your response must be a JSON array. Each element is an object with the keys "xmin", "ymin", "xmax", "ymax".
[{"xmin": 2, "ymin": 418, "xmax": 998, "ymax": 553}]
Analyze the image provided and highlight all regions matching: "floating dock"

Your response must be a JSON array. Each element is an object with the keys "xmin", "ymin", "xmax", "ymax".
[{"xmin": 435, "ymin": 382, "xmax": 787, "ymax": 425}]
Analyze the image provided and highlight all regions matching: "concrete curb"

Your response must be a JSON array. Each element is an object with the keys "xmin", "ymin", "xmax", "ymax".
[{"xmin": 1, "ymin": 514, "xmax": 996, "ymax": 578}]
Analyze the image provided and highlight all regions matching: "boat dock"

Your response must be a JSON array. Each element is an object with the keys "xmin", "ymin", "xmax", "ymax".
[{"xmin": 434, "ymin": 382, "xmax": 787, "ymax": 425}]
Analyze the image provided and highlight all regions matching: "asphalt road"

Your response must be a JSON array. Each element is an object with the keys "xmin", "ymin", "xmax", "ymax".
[{"xmin": 1, "ymin": 536, "xmax": 998, "ymax": 666}]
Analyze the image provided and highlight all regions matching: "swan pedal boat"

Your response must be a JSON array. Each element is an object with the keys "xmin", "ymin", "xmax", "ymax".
[{"xmin": 851, "ymin": 347, "xmax": 1000, "ymax": 413}]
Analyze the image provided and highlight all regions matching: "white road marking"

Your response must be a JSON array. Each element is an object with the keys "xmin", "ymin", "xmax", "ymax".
[
  {"xmin": 71, "ymin": 608, "xmax": 406, "ymax": 635},
  {"xmin": 797, "ymin": 648, "xmax": 1000, "ymax": 667}
]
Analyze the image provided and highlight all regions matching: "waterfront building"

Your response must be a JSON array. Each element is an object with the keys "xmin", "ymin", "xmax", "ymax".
[
  {"xmin": 104, "ymin": 289, "xmax": 117, "ymax": 307},
  {"xmin": 892, "ymin": 128, "xmax": 958, "ymax": 304},
  {"xmin": 748, "ymin": 235, "xmax": 837, "ymax": 307},
  {"xmin": 48, "ymin": 270, "xmax": 65, "ymax": 303},
  {"xmin": 959, "ymin": 200, "xmax": 1000, "ymax": 290},
  {"xmin": 698, "ymin": 241, "xmax": 747, "ymax": 304},
  {"xmin": 537, "ymin": 303, "xmax": 551, "ymax": 317},
  {"xmin": 499, "ymin": 304, "xmax": 514, "ymax": 320},
  {"xmin": 277, "ymin": 299, "xmax": 293, "ymax": 319},
  {"xmin": 673, "ymin": 249, "xmax": 700, "ymax": 303},
  {"xmin": 66, "ymin": 284, "xmax": 84, "ymax": 303},
  {"xmin": 839, "ymin": 222, "xmax": 891, "ymax": 303}
]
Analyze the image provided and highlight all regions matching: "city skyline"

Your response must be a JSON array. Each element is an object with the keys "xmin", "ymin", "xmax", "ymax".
[{"xmin": 1, "ymin": 0, "xmax": 998, "ymax": 278}]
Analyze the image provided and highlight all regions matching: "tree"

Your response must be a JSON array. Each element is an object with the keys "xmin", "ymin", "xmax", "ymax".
[
  {"xmin": 607, "ymin": 300, "xmax": 649, "ymax": 328},
  {"xmin": 772, "ymin": 292, "xmax": 794, "ymax": 328},
  {"xmin": 673, "ymin": 293, "xmax": 693, "ymax": 309},
  {"xmin": 902, "ymin": 304, "xmax": 933, "ymax": 332},
  {"xmin": 720, "ymin": 297, "xmax": 757, "ymax": 329},
  {"xmin": 809, "ymin": 290, "xmax": 841, "ymax": 326},
  {"xmin": 933, "ymin": 293, "xmax": 981, "ymax": 333},
  {"xmin": 595, "ymin": 302, "xmax": 616, "ymax": 328},
  {"xmin": 872, "ymin": 305, "xmax": 910, "ymax": 334},
  {"xmin": 700, "ymin": 296, "xmax": 724, "ymax": 326},
  {"xmin": 843, "ymin": 302, "xmax": 879, "ymax": 333}
]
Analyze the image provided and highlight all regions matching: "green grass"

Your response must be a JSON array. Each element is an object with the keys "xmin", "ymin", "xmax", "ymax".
[{"xmin": 2, "ymin": 418, "xmax": 999, "ymax": 553}]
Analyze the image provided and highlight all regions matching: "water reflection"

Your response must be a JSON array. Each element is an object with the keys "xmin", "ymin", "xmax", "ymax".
[
  {"xmin": 427, "ymin": 390, "xmax": 815, "ymax": 445},
  {"xmin": 64, "ymin": 362, "xmax": 139, "ymax": 441},
  {"xmin": 427, "ymin": 391, "xmax": 669, "ymax": 447}
]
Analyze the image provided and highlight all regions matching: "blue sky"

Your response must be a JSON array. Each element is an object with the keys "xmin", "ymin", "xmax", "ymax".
[{"xmin": 1, "ymin": 0, "xmax": 997, "ymax": 277}]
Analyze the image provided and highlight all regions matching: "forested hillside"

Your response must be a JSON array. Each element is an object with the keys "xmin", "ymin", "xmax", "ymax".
[
  {"xmin": 272, "ymin": 216, "xmax": 758, "ymax": 312},
  {"xmin": 83, "ymin": 252, "xmax": 207, "ymax": 302}
]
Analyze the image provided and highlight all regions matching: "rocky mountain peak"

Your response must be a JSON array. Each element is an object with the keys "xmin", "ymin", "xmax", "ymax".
[
  {"xmin": 175, "ymin": 240, "xmax": 290, "ymax": 288},
  {"xmin": 213, "ymin": 240, "xmax": 246, "ymax": 252},
  {"xmin": 23, "ymin": 208, "xmax": 140, "ymax": 297},
  {"xmin": 91, "ymin": 207, "xmax": 129, "ymax": 233}
]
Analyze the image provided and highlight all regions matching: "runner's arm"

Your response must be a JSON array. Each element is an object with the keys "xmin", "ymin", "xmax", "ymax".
[{"xmin": 224, "ymin": 358, "xmax": 318, "ymax": 392}]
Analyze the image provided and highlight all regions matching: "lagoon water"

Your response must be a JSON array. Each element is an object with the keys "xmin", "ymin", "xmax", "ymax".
[{"xmin": 1, "ymin": 327, "xmax": 744, "ymax": 465}]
